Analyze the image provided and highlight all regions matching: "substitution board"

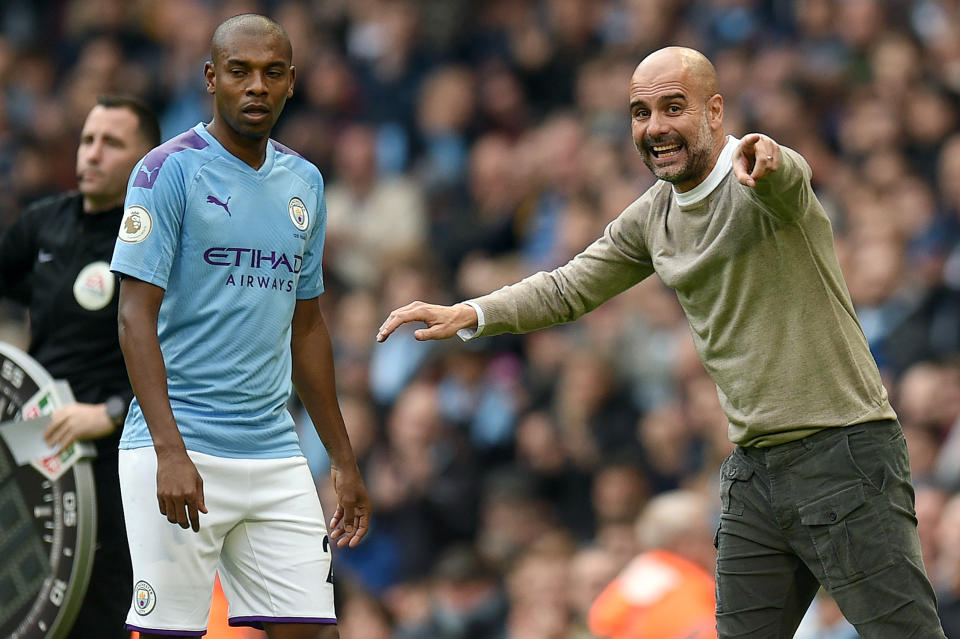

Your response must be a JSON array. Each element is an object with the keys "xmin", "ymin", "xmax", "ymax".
[{"xmin": 0, "ymin": 341, "xmax": 97, "ymax": 639}]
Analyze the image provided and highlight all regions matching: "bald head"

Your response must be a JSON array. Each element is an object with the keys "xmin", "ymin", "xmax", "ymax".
[
  {"xmin": 633, "ymin": 47, "xmax": 718, "ymax": 101},
  {"xmin": 211, "ymin": 13, "xmax": 292, "ymax": 64}
]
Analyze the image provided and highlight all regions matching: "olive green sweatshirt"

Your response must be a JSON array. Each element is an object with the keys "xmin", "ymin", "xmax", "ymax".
[{"xmin": 465, "ymin": 136, "xmax": 895, "ymax": 447}]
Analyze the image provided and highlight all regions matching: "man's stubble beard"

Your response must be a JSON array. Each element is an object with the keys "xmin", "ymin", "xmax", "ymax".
[{"xmin": 642, "ymin": 112, "xmax": 714, "ymax": 186}]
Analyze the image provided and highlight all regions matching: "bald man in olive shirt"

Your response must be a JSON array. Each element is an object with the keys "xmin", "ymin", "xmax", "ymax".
[{"xmin": 378, "ymin": 47, "xmax": 946, "ymax": 639}]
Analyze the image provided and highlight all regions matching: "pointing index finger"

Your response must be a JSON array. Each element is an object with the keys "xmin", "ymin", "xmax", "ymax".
[{"xmin": 741, "ymin": 133, "xmax": 762, "ymax": 149}]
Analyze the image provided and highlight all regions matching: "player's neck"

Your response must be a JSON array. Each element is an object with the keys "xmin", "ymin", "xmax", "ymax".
[{"xmin": 206, "ymin": 121, "xmax": 269, "ymax": 170}]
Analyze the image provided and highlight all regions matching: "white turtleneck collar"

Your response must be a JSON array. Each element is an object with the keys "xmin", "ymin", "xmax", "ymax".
[{"xmin": 673, "ymin": 135, "xmax": 740, "ymax": 208}]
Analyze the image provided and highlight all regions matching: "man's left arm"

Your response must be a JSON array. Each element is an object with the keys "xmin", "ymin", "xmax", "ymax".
[{"xmin": 291, "ymin": 296, "xmax": 371, "ymax": 547}]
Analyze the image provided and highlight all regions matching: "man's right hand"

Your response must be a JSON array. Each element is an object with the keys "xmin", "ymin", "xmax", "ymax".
[
  {"xmin": 44, "ymin": 402, "xmax": 116, "ymax": 450},
  {"xmin": 155, "ymin": 448, "xmax": 207, "ymax": 532},
  {"xmin": 376, "ymin": 301, "xmax": 478, "ymax": 342}
]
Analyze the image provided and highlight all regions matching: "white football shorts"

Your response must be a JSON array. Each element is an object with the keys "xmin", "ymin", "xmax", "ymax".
[{"xmin": 119, "ymin": 447, "xmax": 336, "ymax": 635}]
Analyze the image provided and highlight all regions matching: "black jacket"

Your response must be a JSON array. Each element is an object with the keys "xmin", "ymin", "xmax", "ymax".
[{"xmin": 0, "ymin": 191, "xmax": 131, "ymax": 456}]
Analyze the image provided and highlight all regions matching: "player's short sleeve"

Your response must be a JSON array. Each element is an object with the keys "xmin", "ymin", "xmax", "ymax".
[
  {"xmin": 110, "ymin": 155, "xmax": 188, "ymax": 289},
  {"xmin": 296, "ymin": 186, "xmax": 326, "ymax": 300}
]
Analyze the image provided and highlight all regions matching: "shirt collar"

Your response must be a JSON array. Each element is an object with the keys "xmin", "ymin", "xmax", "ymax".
[
  {"xmin": 195, "ymin": 122, "xmax": 276, "ymax": 175},
  {"xmin": 673, "ymin": 135, "xmax": 740, "ymax": 207}
]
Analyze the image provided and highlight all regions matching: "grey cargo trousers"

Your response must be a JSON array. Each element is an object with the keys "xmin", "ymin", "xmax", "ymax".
[{"xmin": 715, "ymin": 419, "xmax": 947, "ymax": 638}]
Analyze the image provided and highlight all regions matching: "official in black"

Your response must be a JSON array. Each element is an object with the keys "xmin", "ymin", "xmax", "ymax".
[{"xmin": 0, "ymin": 94, "xmax": 161, "ymax": 639}]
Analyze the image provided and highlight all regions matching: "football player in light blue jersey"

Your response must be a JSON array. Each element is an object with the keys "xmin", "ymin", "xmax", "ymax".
[{"xmin": 110, "ymin": 14, "xmax": 370, "ymax": 639}]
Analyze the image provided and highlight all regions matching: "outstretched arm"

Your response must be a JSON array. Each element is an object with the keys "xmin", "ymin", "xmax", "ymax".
[
  {"xmin": 291, "ymin": 296, "xmax": 371, "ymax": 547},
  {"xmin": 118, "ymin": 277, "xmax": 206, "ymax": 532},
  {"xmin": 379, "ymin": 197, "xmax": 655, "ymax": 343},
  {"xmin": 376, "ymin": 301, "xmax": 478, "ymax": 343}
]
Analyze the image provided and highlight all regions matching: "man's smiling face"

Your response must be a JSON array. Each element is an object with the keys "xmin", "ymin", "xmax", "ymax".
[{"xmin": 629, "ymin": 51, "xmax": 724, "ymax": 193}]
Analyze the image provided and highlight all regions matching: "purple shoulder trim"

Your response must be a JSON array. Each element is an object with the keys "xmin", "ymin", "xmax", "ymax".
[
  {"xmin": 133, "ymin": 129, "xmax": 209, "ymax": 189},
  {"xmin": 230, "ymin": 615, "xmax": 337, "ymax": 630},
  {"xmin": 271, "ymin": 139, "xmax": 304, "ymax": 159},
  {"xmin": 125, "ymin": 623, "xmax": 206, "ymax": 636}
]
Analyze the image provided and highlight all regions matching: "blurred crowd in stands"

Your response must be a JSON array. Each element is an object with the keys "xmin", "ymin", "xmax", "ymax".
[{"xmin": 2, "ymin": 0, "xmax": 960, "ymax": 637}]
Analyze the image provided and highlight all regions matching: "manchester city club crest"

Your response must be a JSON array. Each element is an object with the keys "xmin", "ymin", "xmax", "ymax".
[
  {"xmin": 133, "ymin": 581, "xmax": 156, "ymax": 616},
  {"xmin": 288, "ymin": 197, "xmax": 309, "ymax": 231}
]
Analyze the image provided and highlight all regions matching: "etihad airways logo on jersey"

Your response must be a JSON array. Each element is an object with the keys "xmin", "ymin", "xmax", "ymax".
[
  {"xmin": 204, "ymin": 247, "xmax": 302, "ymax": 292},
  {"xmin": 204, "ymin": 247, "xmax": 302, "ymax": 271}
]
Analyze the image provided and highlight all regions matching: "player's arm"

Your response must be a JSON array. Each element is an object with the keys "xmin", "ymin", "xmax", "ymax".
[
  {"xmin": 117, "ymin": 276, "xmax": 206, "ymax": 532},
  {"xmin": 291, "ymin": 295, "xmax": 370, "ymax": 547}
]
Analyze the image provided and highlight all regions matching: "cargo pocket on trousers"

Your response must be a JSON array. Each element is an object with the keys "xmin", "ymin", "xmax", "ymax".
[
  {"xmin": 798, "ymin": 482, "xmax": 888, "ymax": 587},
  {"xmin": 719, "ymin": 456, "xmax": 754, "ymax": 516}
]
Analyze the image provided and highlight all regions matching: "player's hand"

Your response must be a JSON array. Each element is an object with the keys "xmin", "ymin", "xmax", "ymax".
[
  {"xmin": 328, "ymin": 462, "xmax": 371, "ymax": 547},
  {"xmin": 44, "ymin": 403, "xmax": 115, "ymax": 450},
  {"xmin": 733, "ymin": 133, "xmax": 780, "ymax": 188},
  {"xmin": 376, "ymin": 301, "xmax": 478, "ymax": 343},
  {"xmin": 155, "ymin": 449, "xmax": 207, "ymax": 532}
]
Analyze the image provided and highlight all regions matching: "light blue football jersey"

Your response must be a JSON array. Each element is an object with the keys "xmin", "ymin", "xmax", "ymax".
[{"xmin": 111, "ymin": 123, "xmax": 326, "ymax": 459}]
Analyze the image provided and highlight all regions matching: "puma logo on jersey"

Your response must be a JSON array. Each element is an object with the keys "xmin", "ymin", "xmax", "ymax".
[
  {"xmin": 138, "ymin": 165, "xmax": 159, "ymax": 185},
  {"xmin": 207, "ymin": 195, "xmax": 232, "ymax": 216}
]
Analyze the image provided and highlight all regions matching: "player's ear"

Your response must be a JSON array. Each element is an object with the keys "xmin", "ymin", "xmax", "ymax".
[
  {"xmin": 287, "ymin": 65, "xmax": 296, "ymax": 99},
  {"xmin": 204, "ymin": 60, "xmax": 216, "ymax": 95}
]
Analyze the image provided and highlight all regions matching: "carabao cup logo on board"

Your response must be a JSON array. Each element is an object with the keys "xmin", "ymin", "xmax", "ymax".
[
  {"xmin": 134, "ymin": 580, "xmax": 157, "ymax": 615},
  {"xmin": 119, "ymin": 205, "xmax": 153, "ymax": 243},
  {"xmin": 289, "ymin": 197, "xmax": 309, "ymax": 231}
]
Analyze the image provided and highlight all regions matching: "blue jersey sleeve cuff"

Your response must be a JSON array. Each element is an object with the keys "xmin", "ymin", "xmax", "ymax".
[
  {"xmin": 296, "ymin": 285, "xmax": 324, "ymax": 300},
  {"xmin": 110, "ymin": 263, "xmax": 168, "ymax": 290}
]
